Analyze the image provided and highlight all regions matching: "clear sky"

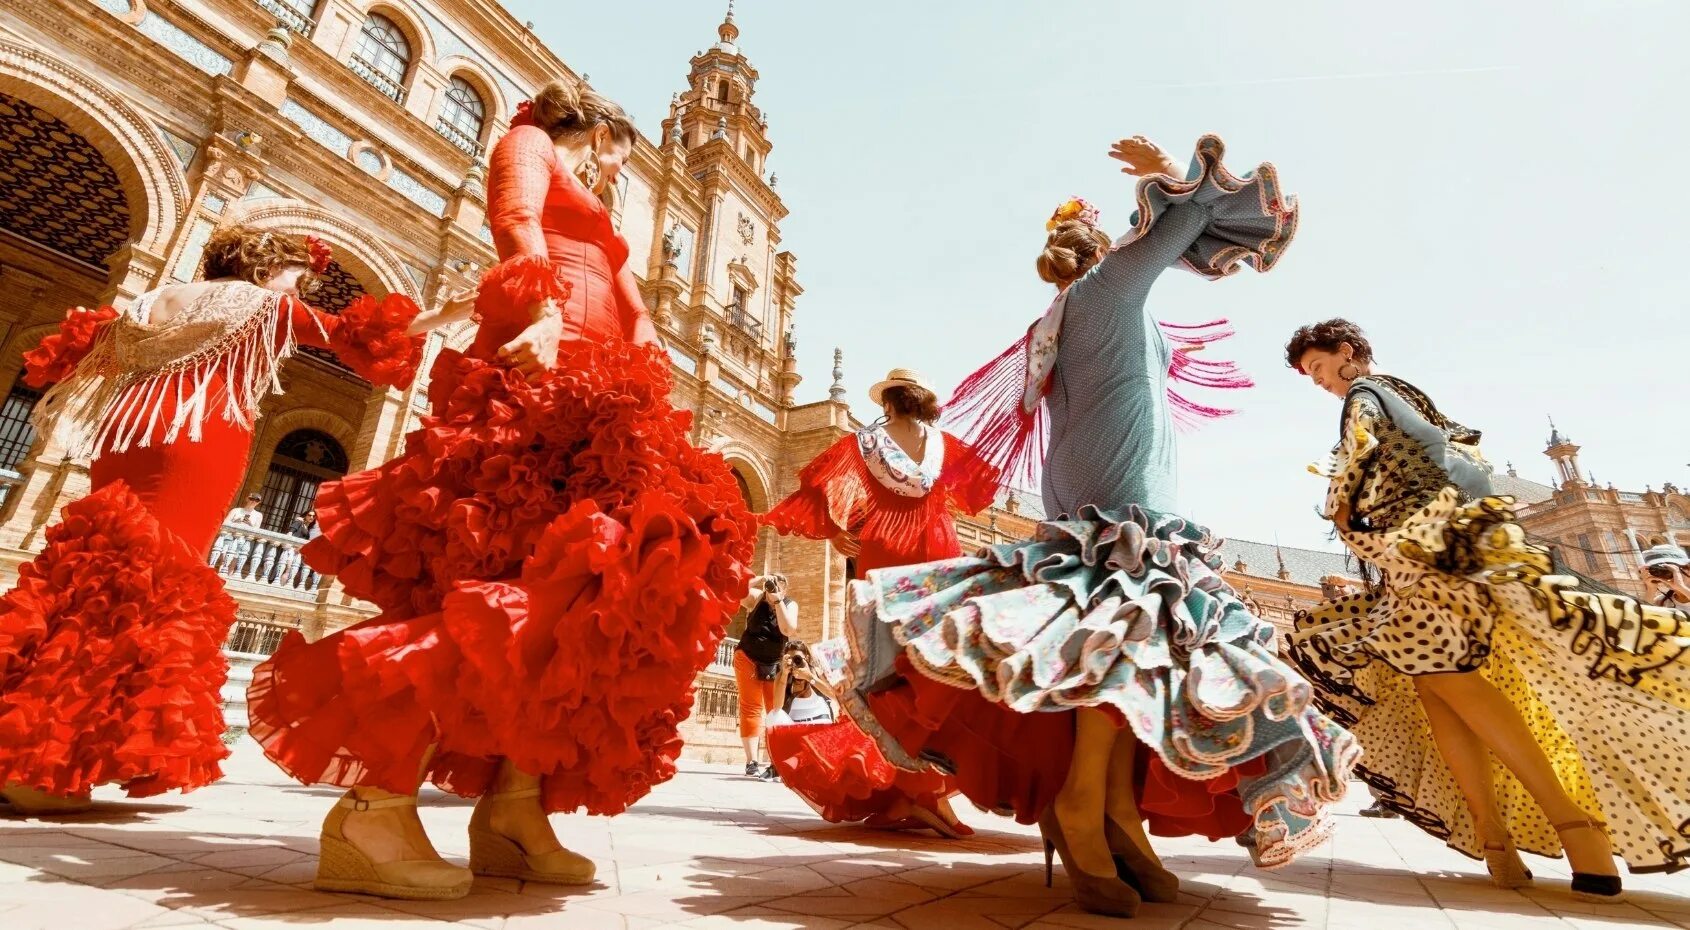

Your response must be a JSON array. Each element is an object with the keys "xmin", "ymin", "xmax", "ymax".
[{"xmin": 504, "ymin": 0, "xmax": 1689, "ymax": 550}]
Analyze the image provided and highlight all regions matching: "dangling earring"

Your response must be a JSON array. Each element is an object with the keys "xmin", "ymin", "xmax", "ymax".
[
  {"xmin": 576, "ymin": 150, "xmax": 601, "ymax": 191},
  {"xmin": 1338, "ymin": 362, "xmax": 1359, "ymax": 382}
]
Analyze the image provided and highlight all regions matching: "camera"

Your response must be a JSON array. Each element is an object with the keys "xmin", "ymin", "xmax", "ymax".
[{"xmin": 763, "ymin": 578, "xmax": 779, "ymax": 594}]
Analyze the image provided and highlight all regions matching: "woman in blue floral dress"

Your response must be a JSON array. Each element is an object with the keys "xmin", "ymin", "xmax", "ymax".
[{"xmin": 843, "ymin": 135, "xmax": 1359, "ymax": 918}]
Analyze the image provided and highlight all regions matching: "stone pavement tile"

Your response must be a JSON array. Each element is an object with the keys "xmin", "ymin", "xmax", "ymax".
[
  {"xmin": 889, "ymin": 894, "xmax": 1066, "ymax": 929},
  {"xmin": 836, "ymin": 875, "xmax": 940, "ymax": 907},
  {"xmin": 890, "ymin": 862, "xmax": 1025, "ymax": 893},
  {"xmin": 11, "ymin": 851, "xmax": 181, "ymax": 884},
  {"xmin": 1439, "ymin": 902, "xmax": 1565, "ymax": 930},
  {"xmin": 365, "ymin": 888, "xmax": 558, "ymax": 922},
  {"xmin": 1324, "ymin": 897, "xmax": 1458, "ymax": 929},
  {"xmin": 575, "ymin": 890, "xmax": 771, "ymax": 921},
  {"xmin": 1030, "ymin": 900, "xmax": 1202, "ymax": 929},
  {"xmin": 1202, "ymin": 887, "xmax": 1324, "ymax": 926},
  {"xmin": 1561, "ymin": 917, "xmax": 1681, "ymax": 930},
  {"xmin": 671, "ymin": 911, "xmax": 857, "ymax": 929},
  {"xmin": 758, "ymin": 892, "xmax": 906, "ymax": 920},
  {"xmin": 216, "ymin": 903, "xmax": 461, "ymax": 929},
  {"xmin": 956, "ymin": 870, "xmax": 1075, "ymax": 900},
  {"xmin": 3, "ymin": 887, "xmax": 175, "ymax": 930},
  {"xmin": 189, "ymin": 845, "xmax": 311, "ymax": 870},
  {"xmin": 501, "ymin": 907, "xmax": 664, "ymax": 929}
]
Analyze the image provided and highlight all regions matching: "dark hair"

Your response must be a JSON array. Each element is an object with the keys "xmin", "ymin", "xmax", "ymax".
[
  {"xmin": 1037, "ymin": 220, "xmax": 1112, "ymax": 287},
  {"xmin": 530, "ymin": 77, "xmax": 636, "ymax": 145},
  {"xmin": 202, "ymin": 224, "xmax": 316, "ymax": 291},
  {"xmin": 880, "ymin": 384, "xmax": 940, "ymax": 423},
  {"xmin": 1284, "ymin": 318, "xmax": 1374, "ymax": 373}
]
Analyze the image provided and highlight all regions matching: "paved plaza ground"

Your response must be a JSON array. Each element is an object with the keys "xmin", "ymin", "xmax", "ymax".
[{"xmin": 2, "ymin": 741, "xmax": 1686, "ymax": 929}]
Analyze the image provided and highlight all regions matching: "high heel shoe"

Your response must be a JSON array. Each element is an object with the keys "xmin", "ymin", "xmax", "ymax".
[
  {"xmin": 1038, "ymin": 807, "xmax": 1140, "ymax": 918},
  {"xmin": 315, "ymin": 794, "xmax": 473, "ymax": 900},
  {"xmin": 1, "ymin": 784, "xmax": 93, "ymax": 816},
  {"xmin": 469, "ymin": 787, "xmax": 596, "ymax": 885},
  {"xmin": 1554, "ymin": 819, "xmax": 1623, "ymax": 903},
  {"xmin": 1103, "ymin": 814, "xmax": 1180, "ymax": 903},
  {"xmin": 1480, "ymin": 835, "xmax": 1533, "ymax": 889}
]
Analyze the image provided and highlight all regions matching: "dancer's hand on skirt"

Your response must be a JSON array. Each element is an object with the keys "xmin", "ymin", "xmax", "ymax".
[
  {"xmin": 498, "ymin": 310, "xmax": 562, "ymax": 379},
  {"xmin": 1109, "ymin": 135, "xmax": 1179, "ymax": 178},
  {"xmin": 832, "ymin": 532, "xmax": 862, "ymax": 558}
]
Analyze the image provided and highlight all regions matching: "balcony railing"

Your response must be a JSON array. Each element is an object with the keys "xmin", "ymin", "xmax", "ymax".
[
  {"xmin": 727, "ymin": 306, "xmax": 763, "ymax": 342},
  {"xmin": 209, "ymin": 524, "xmax": 322, "ymax": 598},
  {"xmin": 224, "ymin": 614, "xmax": 296, "ymax": 656},
  {"xmin": 0, "ymin": 467, "xmax": 22, "ymax": 511},
  {"xmin": 434, "ymin": 118, "xmax": 483, "ymax": 157},
  {"xmin": 707, "ymin": 637, "xmax": 738, "ymax": 675},
  {"xmin": 256, "ymin": 0, "xmax": 315, "ymax": 36},
  {"xmin": 348, "ymin": 57, "xmax": 405, "ymax": 103}
]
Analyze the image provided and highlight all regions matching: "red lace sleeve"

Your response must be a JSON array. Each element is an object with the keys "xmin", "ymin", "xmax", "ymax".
[
  {"xmin": 23, "ymin": 305, "xmax": 119, "ymax": 388},
  {"xmin": 479, "ymin": 126, "xmax": 572, "ymax": 315},
  {"xmin": 761, "ymin": 435, "xmax": 870, "ymax": 539},
  {"xmin": 940, "ymin": 431, "xmax": 1001, "ymax": 517},
  {"xmin": 286, "ymin": 295, "xmax": 424, "ymax": 389}
]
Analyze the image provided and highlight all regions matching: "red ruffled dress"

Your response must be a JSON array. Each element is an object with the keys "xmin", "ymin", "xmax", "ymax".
[
  {"xmin": 759, "ymin": 425, "xmax": 998, "ymax": 823},
  {"xmin": 0, "ymin": 285, "xmax": 420, "ymax": 798},
  {"xmin": 247, "ymin": 118, "xmax": 757, "ymax": 815}
]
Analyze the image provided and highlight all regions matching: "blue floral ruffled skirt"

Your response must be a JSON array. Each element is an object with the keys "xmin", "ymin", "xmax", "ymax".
[{"xmin": 846, "ymin": 504, "xmax": 1361, "ymax": 867}]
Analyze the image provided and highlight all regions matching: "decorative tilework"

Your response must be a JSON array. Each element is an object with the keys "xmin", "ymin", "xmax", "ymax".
[
  {"xmin": 156, "ymin": 125, "xmax": 198, "ymax": 167},
  {"xmin": 202, "ymin": 193, "xmax": 228, "ymax": 215},
  {"xmin": 90, "ymin": 0, "xmax": 132, "ymax": 16},
  {"xmin": 477, "ymin": 222, "xmax": 493, "ymax": 244},
  {"xmin": 0, "ymin": 91, "xmax": 132, "ymax": 268},
  {"xmin": 244, "ymin": 181, "xmax": 283, "ymax": 200},
  {"xmin": 171, "ymin": 217, "xmax": 215, "ymax": 282},
  {"xmin": 385, "ymin": 169, "xmax": 446, "ymax": 215},
  {"xmin": 403, "ymin": 263, "xmax": 429, "ymax": 291},
  {"xmin": 279, "ymin": 99, "xmax": 351, "ymax": 157},
  {"xmin": 135, "ymin": 12, "xmax": 233, "ymax": 77},
  {"xmin": 355, "ymin": 148, "xmax": 383, "ymax": 174}
]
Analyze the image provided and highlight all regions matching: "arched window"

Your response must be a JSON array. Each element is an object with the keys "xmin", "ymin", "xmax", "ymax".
[
  {"xmin": 717, "ymin": 80, "xmax": 731, "ymax": 104},
  {"xmin": 350, "ymin": 13, "xmax": 410, "ymax": 101},
  {"xmin": 257, "ymin": 429, "xmax": 349, "ymax": 533},
  {"xmin": 0, "ymin": 373, "xmax": 42, "ymax": 472},
  {"xmin": 438, "ymin": 76, "xmax": 486, "ymax": 155}
]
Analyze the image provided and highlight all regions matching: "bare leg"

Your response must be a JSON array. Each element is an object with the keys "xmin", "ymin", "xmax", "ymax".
[
  {"xmin": 1417, "ymin": 671, "xmax": 1617, "ymax": 877},
  {"xmin": 741, "ymin": 735, "xmax": 759, "ymax": 768},
  {"xmin": 1103, "ymin": 731, "xmax": 1160, "ymax": 866},
  {"xmin": 1414, "ymin": 679, "xmax": 1508, "ymax": 848},
  {"xmin": 1053, "ymin": 707, "xmax": 1120, "ymax": 878}
]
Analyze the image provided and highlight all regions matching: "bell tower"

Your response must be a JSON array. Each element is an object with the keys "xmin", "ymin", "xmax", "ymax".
[
  {"xmin": 661, "ymin": 2, "xmax": 772, "ymax": 175},
  {"xmin": 1545, "ymin": 417, "xmax": 1585, "ymax": 489}
]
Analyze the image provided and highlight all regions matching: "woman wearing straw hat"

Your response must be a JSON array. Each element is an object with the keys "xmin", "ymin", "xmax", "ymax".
[{"xmin": 760, "ymin": 367, "xmax": 999, "ymax": 837}]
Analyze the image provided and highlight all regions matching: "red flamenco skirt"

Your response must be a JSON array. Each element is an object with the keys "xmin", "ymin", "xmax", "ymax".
[
  {"xmin": 766, "ymin": 718, "xmax": 955, "ymax": 823},
  {"xmin": 869, "ymin": 657, "xmax": 1258, "ymax": 839},
  {"xmin": 248, "ymin": 339, "xmax": 756, "ymax": 816},
  {"xmin": 0, "ymin": 482, "xmax": 238, "ymax": 797}
]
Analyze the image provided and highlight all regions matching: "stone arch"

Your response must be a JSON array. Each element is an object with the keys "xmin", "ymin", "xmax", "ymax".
[
  {"xmin": 241, "ymin": 405, "xmax": 359, "ymax": 503},
  {"xmin": 220, "ymin": 198, "xmax": 419, "ymax": 301},
  {"xmin": 716, "ymin": 443, "xmax": 773, "ymax": 513},
  {"xmin": 0, "ymin": 36, "xmax": 189, "ymax": 261}
]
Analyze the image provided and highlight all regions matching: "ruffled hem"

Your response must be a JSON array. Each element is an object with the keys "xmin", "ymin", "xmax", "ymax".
[
  {"xmin": 847, "ymin": 503, "xmax": 1357, "ymax": 866},
  {"xmin": 0, "ymin": 482, "xmax": 238, "ymax": 797},
  {"xmin": 766, "ymin": 719, "xmax": 955, "ymax": 823},
  {"xmin": 255, "ymin": 338, "xmax": 757, "ymax": 814},
  {"xmin": 1123, "ymin": 134, "xmax": 1297, "ymax": 279},
  {"xmin": 1290, "ymin": 491, "xmax": 1690, "ymax": 872},
  {"xmin": 474, "ymin": 254, "xmax": 573, "ymax": 322},
  {"xmin": 329, "ymin": 294, "xmax": 425, "ymax": 389},
  {"xmin": 23, "ymin": 305, "xmax": 118, "ymax": 389}
]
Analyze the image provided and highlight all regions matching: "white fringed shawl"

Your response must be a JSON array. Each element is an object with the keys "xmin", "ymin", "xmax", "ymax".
[{"xmin": 36, "ymin": 281, "xmax": 326, "ymax": 457}]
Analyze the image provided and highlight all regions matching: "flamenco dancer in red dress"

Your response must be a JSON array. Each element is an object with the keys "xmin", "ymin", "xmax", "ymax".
[
  {"xmin": 0, "ymin": 226, "xmax": 430, "ymax": 814},
  {"xmin": 248, "ymin": 79, "xmax": 757, "ymax": 901},
  {"xmin": 760, "ymin": 370, "xmax": 996, "ymax": 838}
]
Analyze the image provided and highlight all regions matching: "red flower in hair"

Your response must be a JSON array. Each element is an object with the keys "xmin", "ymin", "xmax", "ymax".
[{"xmin": 305, "ymin": 236, "xmax": 333, "ymax": 274}]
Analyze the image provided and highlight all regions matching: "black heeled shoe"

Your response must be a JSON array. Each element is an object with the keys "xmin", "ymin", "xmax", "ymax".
[
  {"xmin": 1103, "ymin": 814, "xmax": 1180, "ymax": 903},
  {"xmin": 1038, "ymin": 808, "xmax": 1140, "ymax": 918},
  {"xmin": 1554, "ymin": 819, "xmax": 1623, "ymax": 903}
]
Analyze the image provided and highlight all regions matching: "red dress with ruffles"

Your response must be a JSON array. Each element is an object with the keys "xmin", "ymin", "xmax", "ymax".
[
  {"xmin": 759, "ymin": 428, "xmax": 1014, "ymax": 823},
  {"xmin": 247, "ymin": 120, "xmax": 756, "ymax": 815},
  {"xmin": 0, "ymin": 289, "xmax": 420, "ymax": 798}
]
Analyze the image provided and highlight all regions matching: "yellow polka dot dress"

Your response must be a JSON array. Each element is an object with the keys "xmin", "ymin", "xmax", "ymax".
[{"xmin": 1289, "ymin": 375, "xmax": 1690, "ymax": 873}]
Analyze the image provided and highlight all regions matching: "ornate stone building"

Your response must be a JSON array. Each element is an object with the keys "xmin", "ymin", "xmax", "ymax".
[{"xmin": 0, "ymin": 0, "xmax": 843, "ymax": 760}]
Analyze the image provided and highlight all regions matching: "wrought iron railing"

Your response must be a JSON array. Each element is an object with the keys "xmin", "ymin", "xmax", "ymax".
[
  {"xmin": 209, "ymin": 524, "xmax": 322, "ymax": 598},
  {"xmin": 727, "ymin": 307, "xmax": 763, "ymax": 341}
]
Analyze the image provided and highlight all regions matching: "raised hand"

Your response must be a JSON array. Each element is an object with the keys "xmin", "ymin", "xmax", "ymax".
[{"xmin": 1109, "ymin": 136, "xmax": 1180, "ymax": 178}]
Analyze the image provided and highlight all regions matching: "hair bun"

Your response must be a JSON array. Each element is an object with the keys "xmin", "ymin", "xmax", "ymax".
[
  {"xmin": 1036, "ymin": 220, "xmax": 1111, "ymax": 287},
  {"xmin": 530, "ymin": 78, "xmax": 586, "ymax": 135}
]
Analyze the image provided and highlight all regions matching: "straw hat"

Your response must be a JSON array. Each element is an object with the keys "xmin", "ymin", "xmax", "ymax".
[{"xmin": 867, "ymin": 368, "xmax": 936, "ymax": 406}]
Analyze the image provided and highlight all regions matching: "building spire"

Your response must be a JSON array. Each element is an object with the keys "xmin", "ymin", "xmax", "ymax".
[{"xmin": 718, "ymin": 0, "xmax": 741, "ymax": 47}]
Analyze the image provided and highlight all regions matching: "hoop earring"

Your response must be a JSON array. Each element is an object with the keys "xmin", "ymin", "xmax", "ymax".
[
  {"xmin": 577, "ymin": 152, "xmax": 601, "ymax": 190},
  {"xmin": 1339, "ymin": 362, "xmax": 1359, "ymax": 382}
]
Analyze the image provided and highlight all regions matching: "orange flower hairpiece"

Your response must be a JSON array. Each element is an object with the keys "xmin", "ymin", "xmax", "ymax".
[
  {"xmin": 1046, "ymin": 197, "xmax": 1100, "ymax": 231},
  {"xmin": 305, "ymin": 236, "xmax": 332, "ymax": 274}
]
